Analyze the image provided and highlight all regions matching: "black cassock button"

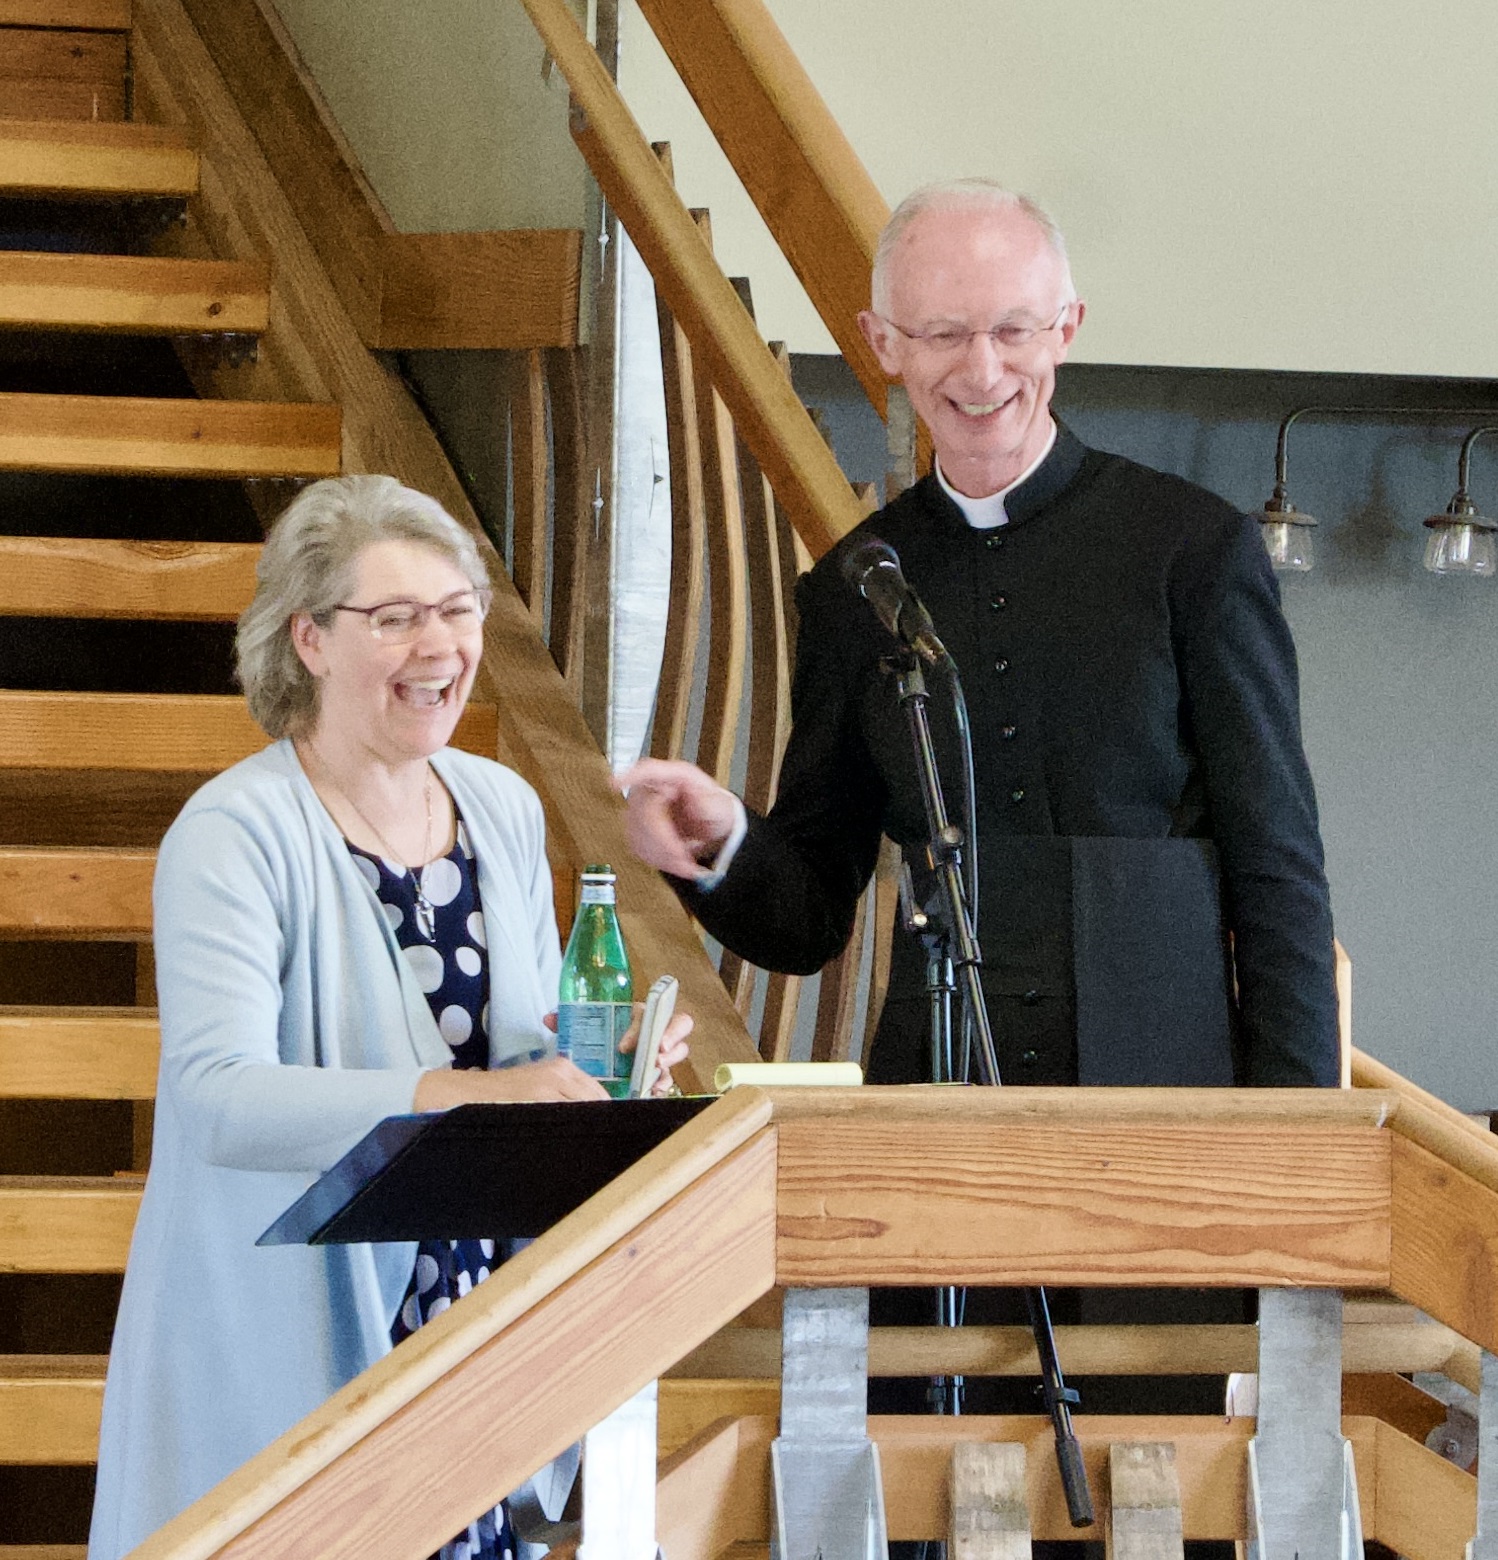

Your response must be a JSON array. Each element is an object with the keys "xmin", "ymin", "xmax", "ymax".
[
  {"xmin": 1011, "ymin": 788, "xmax": 1025, "ymax": 803},
  {"xmin": 1000, "ymin": 724, "xmax": 1017, "ymax": 740},
  {"xmin": 994, "ymin": 658, "xmax": 1010, "ymax": 673},
  {"xmin": 1021, "ymin": 1049, "xmax": 1039, "ymax": 1066}
]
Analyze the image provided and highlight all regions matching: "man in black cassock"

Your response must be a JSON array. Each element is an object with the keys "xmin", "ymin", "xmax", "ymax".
[{"xmin": 621, "ymin": 178, "xmax": 1338, "ymax": 1093}]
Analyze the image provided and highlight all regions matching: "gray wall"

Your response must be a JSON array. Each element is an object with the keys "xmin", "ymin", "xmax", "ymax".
[{"xmin": 793, "ymin": 356, "xmax": 1498, "ymax": 1109}]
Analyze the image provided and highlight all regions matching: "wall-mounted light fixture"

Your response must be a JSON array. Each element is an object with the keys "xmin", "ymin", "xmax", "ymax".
[
  {"xmin": 1258, "ymin": 405, "xmax": 1498, "ymax": 577},
  {"xmin": 1253, "ymin": 407, "xmax": 1319, "ymax": 573},
  {"xmin": 1422, "ymin": 426, "xmax": 1498, "ymax": 578}
]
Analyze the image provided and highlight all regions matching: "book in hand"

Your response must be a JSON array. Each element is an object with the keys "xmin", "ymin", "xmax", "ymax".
[{"xmin": 628, "ymin": 974, "xmax": 677, "ymax": 1098}]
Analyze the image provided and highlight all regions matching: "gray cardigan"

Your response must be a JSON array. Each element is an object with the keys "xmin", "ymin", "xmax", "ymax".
[{"xmin": 89, "ymin": 740, "xmax": 562, "ymax": 1560}]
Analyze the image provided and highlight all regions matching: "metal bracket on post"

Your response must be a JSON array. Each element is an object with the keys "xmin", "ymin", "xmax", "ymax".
[
  {"xmin": 1246, "ymin": 1288, "xmax": 1362, "ymax": 1560},
  {"xmin": 576, "ymin": 1381, "xmax": 662, "ymax": 1560},
  {"xmin": 771, "ymin": 1287, "xmax": 890, "ymax": 1560},
  {"xmin": 1465, "ymin": 1349, "xmax": 1498, "ymax": 1559}
]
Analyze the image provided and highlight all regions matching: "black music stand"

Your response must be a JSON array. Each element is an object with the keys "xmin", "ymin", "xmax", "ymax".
[{"xmin": 257, "ymin": 1096, "xmax": 714, "ymax": 1247}]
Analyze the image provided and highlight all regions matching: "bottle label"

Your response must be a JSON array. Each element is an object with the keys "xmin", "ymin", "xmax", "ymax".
[{"xmin": 556, "ymin": 1001, "xmax": 631, "ymax": 1081}]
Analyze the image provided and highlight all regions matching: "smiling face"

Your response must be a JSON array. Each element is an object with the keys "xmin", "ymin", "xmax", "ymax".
[
  {"xmin": 291, "ymin": 539, "xmax": 482, "ymax": 769},
  {"xmin": 859, "ymin": 202, "xmax": 1083, "ymax": 498}
]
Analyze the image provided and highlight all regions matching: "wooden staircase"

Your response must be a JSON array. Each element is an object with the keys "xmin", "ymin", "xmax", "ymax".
[{"xmin": 0, "ymin": 1, "xmax": 329, "ymax": 1548}]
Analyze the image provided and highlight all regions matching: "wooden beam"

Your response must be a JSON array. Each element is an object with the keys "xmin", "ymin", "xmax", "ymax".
[
  {"xmin": 668, "ymin": 1317, "xmax": 1475, "ymax": 1384},
  {"xmin": 0, "ymin": 846, "xmax": 154, "ymax": 936},
  {"xmin": 0, "ymin": 1178, "xmax": 139, "ymax": 1272},
  {"xmin": 0, "ymin": 251, "xmax": 270, "ymax": 336},
  {"xmin": 0, "ymin": 392, "xmax": 341, "ymax": 479},
  {"xmin": 0, "ymin": 0, "xmax": 129, "ymax": 25},
  {"xmin": 0, "ymin": 1006, "xmax": 158, "ymax": 1098},
  {"xmin": 518, "ymin": 0, "xmax": 865, "ymax": 559},
  {"xmin": 1372, "ymin": 1415, "xmax": 1477, "ymax": 1560},
  {"xmin": 1390, "ymin": 1131, "xmax": 1498, "ymax": 1355},
  {"xmin": 0, "ymin": 692, "xmax": 498, "ymax": 771},
  {"xmin": 631, "ymin": 0, "xmax": 889, "ymax": 415},
  {"xmin": 126, "ymin": 1095, "xmax": 775, "ymax": 1560},
  {"xmin": 774, "ymin": 1109, "xmax": 1391, "ymax": 1289},
  {"xmin": 0, "ymin": 1354, "xmax": 107, "ymax": 1465},
  {"xmin": 0, "ymin": 119, "xmax": 197, "ymax": 199},
  {"xmin": 0, "ymin": 537, "xmax": 259, "ymax": 619},
  {"xmin": 374, "ymin": 231, "xmax": 580, "ymax": 350}
]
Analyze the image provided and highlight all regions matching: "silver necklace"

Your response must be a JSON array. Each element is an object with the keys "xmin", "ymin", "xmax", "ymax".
[{"xmin": 304, "ymin": 746, "xmax": 439, "ymax": 940}]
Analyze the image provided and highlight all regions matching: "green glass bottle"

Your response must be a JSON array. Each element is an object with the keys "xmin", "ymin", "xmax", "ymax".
[{"xmin": 556, "ymin": 864, "xmax": 633, "ymax": 1098}]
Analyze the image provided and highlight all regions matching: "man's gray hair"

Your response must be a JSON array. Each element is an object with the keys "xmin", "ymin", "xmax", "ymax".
[
  {"xmin": 236, "ymin": 474, "xmax": 488, "ymax": 740},
  {"xmin": 871, "ymin": 177, "xmax": 1074, "ymax": 314}
]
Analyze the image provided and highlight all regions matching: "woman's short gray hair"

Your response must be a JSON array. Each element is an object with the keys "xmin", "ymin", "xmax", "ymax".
[
  {"xmin": 871, "ymin": 178, "xmax": 1074, "ymax": 315},
  {"xmin": 236, "ymin": 475, "xmax": 489, "ymax": 740}
]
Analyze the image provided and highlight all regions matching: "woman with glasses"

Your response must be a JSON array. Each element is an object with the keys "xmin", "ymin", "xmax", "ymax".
[{"xmin": 89, "ymin": 476, "xmax": 689, "ymax": 1560}]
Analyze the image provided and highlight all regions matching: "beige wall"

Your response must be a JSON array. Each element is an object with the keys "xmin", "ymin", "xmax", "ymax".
[
  {"xmin": 268, "ymin": 0, "xmax": 591, "ymax": 231},
  {"xmin": 619, "ymin": 0, "xmax": 1498, "ymax": 373}
]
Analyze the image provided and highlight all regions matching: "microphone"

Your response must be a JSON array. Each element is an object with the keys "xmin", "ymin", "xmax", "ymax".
[{"xmin": 841, "ymin": 536, "xmax": 949, "ymax": 666}]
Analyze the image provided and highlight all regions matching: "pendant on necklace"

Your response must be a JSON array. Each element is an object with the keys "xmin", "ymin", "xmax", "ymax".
[{"xmin": 413, "ymin": 870, "xmax": 437, "ymax": 941}]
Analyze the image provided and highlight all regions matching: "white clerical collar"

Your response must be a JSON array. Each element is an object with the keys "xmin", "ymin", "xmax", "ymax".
[{"xmin": 935, "ymin": 420, "xmax": 1058, "ymax": 529}]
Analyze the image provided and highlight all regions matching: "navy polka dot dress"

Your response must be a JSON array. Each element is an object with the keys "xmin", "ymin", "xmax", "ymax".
[{"xmin": 350, "ymin": 816, "xmax": 517, "ymax": 1560}]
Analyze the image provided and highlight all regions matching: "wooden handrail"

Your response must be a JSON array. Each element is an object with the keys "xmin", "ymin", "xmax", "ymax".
[
  {"xmin": 631, "ymin": 0, "xmax": 889, "ymax": 415},
  {"xmin": 127, "ymin": 1090, "xmax": 775, "ymax": 1560},
  {"xmin": 515, "ymin": 0, "xmax": 865, "ymax": 560}
]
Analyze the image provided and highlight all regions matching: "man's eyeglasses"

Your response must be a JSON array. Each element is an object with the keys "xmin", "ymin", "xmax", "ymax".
[
  {"xmin": 330, "ymin": 587, "xmax": 493, "ymax": 644},
  {"xmin": 876, "ymin": 302, "xmax": 1073, "ymax": 359}
]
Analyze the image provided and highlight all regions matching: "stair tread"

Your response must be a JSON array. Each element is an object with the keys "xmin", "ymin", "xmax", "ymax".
[
  {"xmin": 0, "ymin": 535, "xmax": 260, "ymax": 619},
  {"xmin": 0, "ymin": 1005, "xmax": 158, "ymax": 1099},
  {"xmin": 0, "ymin": 390, "xmax": 342, "ymax": 479},
  {"xmin": 0, "ymin": 690, "xmax": 498, "ymax": 771},
  {"xmin": 0, "ymin": 119, "xmax": 196, "ymax": 200},
  {"xmin": 0, "ymin": 0, "xmax": 129, "ymax": 27},
  {"xmin": 0, "ymin": 1355, "xmax": 109, "ymax": 1380},
  {"xmin": 0, "ymin": 250, "xmax": 270, "ymax": 336},
  {"xmin": 0, "ymin": 1176, "xmax": 139, "ymax": 1274}
]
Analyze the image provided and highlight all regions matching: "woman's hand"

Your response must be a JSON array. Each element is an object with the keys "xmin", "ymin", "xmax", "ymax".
[
  {"xmin": 617, "ymin": 1004, "xmax": 694, "ymax": 1096},
  {"xmin": 413, "ymin": 1055, "xmax": 608, "ymax": 1111}
]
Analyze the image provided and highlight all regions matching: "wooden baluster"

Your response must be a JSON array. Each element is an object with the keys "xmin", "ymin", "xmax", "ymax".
[
  {"xmin": 810, "ymin": 884, "xmax": 867, "ymax": 1064},
  {"xmin": 544, "ymin": 345, "xmax": 589, "ymax": 695},
  {"xmin": 647, "ymin": 143, "xmax": 706, "ymax": 762},
  {"xmin": 718, "ymin": 284, "xmax": 797, "ymax": 1026},
  {"xmin": 507, "ymin": 347, "xmax": 548, "ymax": 627},
  {"xmin": 688, "ymin": 208, "xmax": 748, "ymax": 789}
]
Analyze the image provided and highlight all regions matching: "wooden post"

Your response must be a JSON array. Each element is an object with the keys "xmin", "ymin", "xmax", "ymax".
[
  {"xmin": 949, "ymin": 1440, "xmax": 1032, "ymax": 1559},
  {"xmin": 1107, "ymin": 1442, "xmax": 1184, "ymax": 1560}
]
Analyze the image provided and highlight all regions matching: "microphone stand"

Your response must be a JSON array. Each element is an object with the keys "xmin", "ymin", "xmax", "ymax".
[{"xmin": 884, "ymin": 648, "xmax": 1094, "ymax": 1530}]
